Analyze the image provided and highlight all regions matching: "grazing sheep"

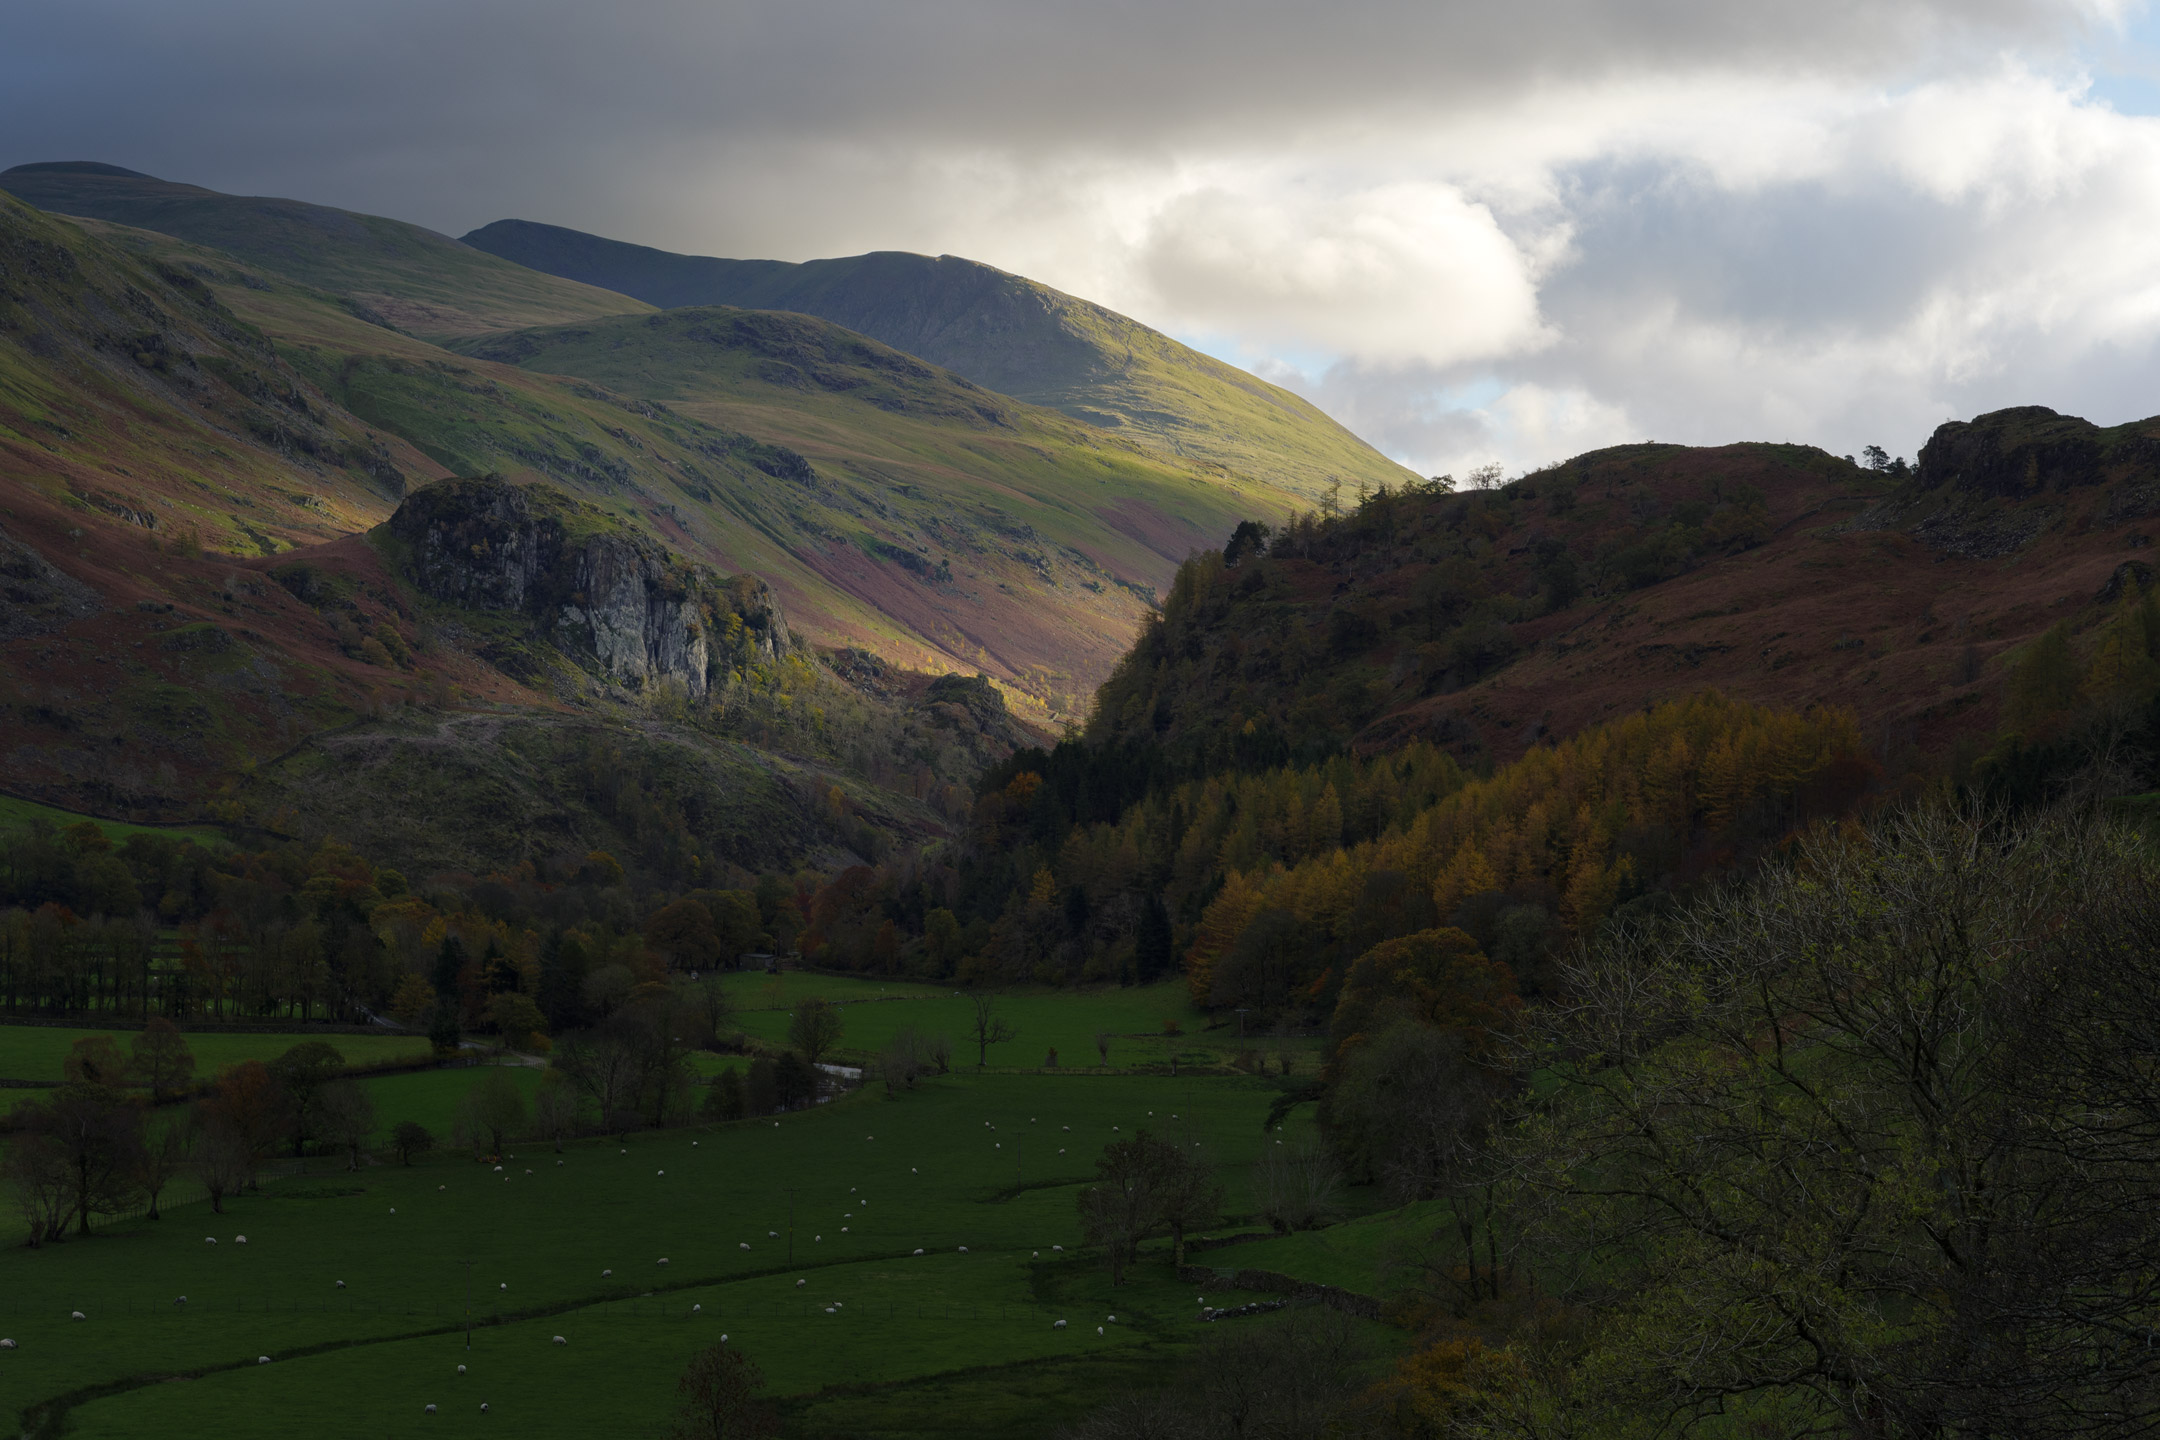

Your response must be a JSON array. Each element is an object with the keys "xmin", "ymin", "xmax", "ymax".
[
  {"xmin": 480, "ymin": 1404, "xmax": 489, "ymax": 1414},
  {"xmin": 390, "ymin": 1208, "xmax": 396, "ymax": 1213},
  {"xmin": 70, "ymin": 1312, "xmax": 84, "ymax": 1321},
  {"xmin": 1097, "ymin": 1326, "xmax": 1104, "ymax": 1335},
  {"xmin": 175, "ymin": 1297, "xmax": 186, "ymax": 1306},
  {"xmin": 425, "ymin": 1404, "xmax": 437, "ymax": 1414},
  {"xmin": 957, "ymin": 1246, "xmax": 968, "ymax": 1253},
  {"xmin": 205, "ymin": 1237, "xmax": 216, "ymax": 1244},
  {"xmin": 439, "ymin": 1185, "xmax": 446, "ymax": 1190},
  {"xmin": 1053, "ymin": 1320, "xmax": 1066, "ymax": 1329},
  {"xmin": 841, "ymin": 1227, "xmax": 848, "ymax": 1232},
  {"xmin": 0, "ymin": 1339, "xmax": 14, "ymax": 1348},
  {"xmin": 236, "ymin": 1235, "xmax": 247, "ymax": 1243},
  {"xmin": 552, "ymin": 1336, "xmax": 566, "ymax": 1345},
  {"xmin": 721, "ymin": 1334, "xmax": 728, "ymax": 1342},
  {"xmin": 913, "ymin": 1248, "xmax": 924, "ymax": 1255},
  {"xmin": 258, "ymin": 1356, "xmax": 270, "ymax": 1365},
  {"xmin": 692, "ymin": 1304, "xmax": 701, "ymax": 1313},
  {"xmin": 1033, "ymin": 1251, "xmax": 1040, "ymax": 1258},
  {"xmin": 692, "ymin": 1141, "xmax": 698, "ymax": 1146},
  {"xmin": 796, "ymin": 1279, "xmax": 806, "ymax": 1287},
  {"xmin": 1107, "ymin": 1315, "xmax": 1116, "ymax": 1322},
  {"xmin": 768, "ymin": 1231, "xmax": 778, "ymax": 1237},
  {"xmin": 493, "ymin": 1165, "xmax": 503, "ymax": 1172},
  {"xmin": 824, "ymin": 1307, "xmax": 835, "ymax": 1314},
  {"xmin": 1053, "ymin": 1245, "xmax": 1063, "ymax": 1251},
  {"xmin": 459, "ymin": 1365, "xmax": 467, "ymax": 1374},
  {"xmin": 602, "ymin": 1269, "xmax": 612, "ymax": 1277},
  {"xmin": 815, "ymin": 1235, "xmax": 822, "ymax": 1242},
  {"xmin": 336, "ymin": 1281, "xmax": 345, "ymax": 1289},
  {"xmin": 500, "ymin": 1283, "xmax": 508, "ymax": 1290},
  {"xmin": 657, "ymin": 1170, "xmax": 665, "ymax": 1176},
  {"xmin": 658, "ymin": 1258, "xmax": 669, "ymax": 1266},
  {"xmin": 739, "ymin": 1243, "xmax": 750, "ymax": 1251}
]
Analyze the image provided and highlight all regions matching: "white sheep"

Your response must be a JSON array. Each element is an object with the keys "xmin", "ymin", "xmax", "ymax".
[
  {"xmin": 1053, "ymin": 1245, "xmax": 1063, "ymax": 1252},
  {"xmin": 1097, "ymin": 1326, "xmax": 1104, "ymax": 1335},
  {"xmin": 552, "ymin": 1336, "xmax": 567, "ymax": 1345},
  {"xmin": 602, "ymin": 1269, "xmax": 612, "ymax": 1277},
  {"xmin": 205, "ymin": 1237, "xmax": 216, "ymax": 1245},
  {"xmin": 957, "ymin": 1246, "xmax": 968, "ymax": 1253},
  {"xmin": 493, "ymin": 1165, "xmax": 503, "ymax": 1172},
  {"xmin": 824, "ymin": 1306, "xmax": 836, "ymax": 1314},
  {"xmin": 739, "ymin": 1243, "xmax": 751, "ymax": 1250},
  {"xmin": 336, "ymin": 1281, "xmax": 345, "ymax": 1288},
  {"xmin": 70, "ymin": 1312, "xmax": 84, "ymax": 1321},
  {"xmin": 235, "ymin": 1235, "xmax": 247, "ymax": 1244},
  {"xmin": 175, "ymin": 1297, "xmax": 186, "ymax": 1306},
  {"xmin": 913, "ymin": 1248, "xmax": 924, "ymax": 1255},
  {"xmin": 390, "ymin": 1208, "xmax": 396, "ymax": 1213},
  {"xmin": 769, "ymin": 1230, "xmax": 778, "ymax": 1237},
  {"xmin": 796, "ymin": 1279, "xmax": 807, "ymax": 1287},
  {"xmin": 0, "ymin": 1339, "xmax": 15, "ymax": 1349},
  {"xmin": 841, "ymin": 1227, "xmax": 848, "ymax": 1232},
  {"xmin": 1053, "ymin": 1319, "xmax": 1066, "ymax": 1329},
  {"xmin": 481, "ymin": 1404, "xmax": 489, "ymax": 1414},
  {"xmin": 499, "ymin": 1283, "xmax": 507, "ymax": 1291},
  {"xmin": 692, "ymin": 1141, "xmax": 698, "ymax": 1146},
  {"xmin": 1107, "ymin": 1314, "xmax": 1117, "ymax": 1322},
  {"xmin": 815, "ymin": 1235, "xmax": 822, "ymax": 1242},
  {"xmin": 692, "ymin": 1304, "xmax": 702, "ymax": 1313},
  {"xmin": 458, "ymin": 1365, "xmax": 467, "ymax": 1374},
  {"xmin": 425, "ymin": 1403, "xmax": 438, "ymax": 1414},
  {"xmin": 657, "ymin": 1170, "xmax": 665, "ymax": 1176},
  {"xmin": 720, "ymin": 1334, "xmax": 728, "ymax": 1342},
  {"xmin": 658, "ymin": 1258, "xmax": 670, "ymax": 1266},
  {"xmin": 258, "ymin": 1356, "xmax": 270, "ymax": 1365}
]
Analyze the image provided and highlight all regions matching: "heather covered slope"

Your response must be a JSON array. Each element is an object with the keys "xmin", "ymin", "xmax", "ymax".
[
  {"xmin": 1086, "ymin": 418, "xmax": 2160, "ymax": 779},
  {"xmin": 0, "ymin": 162, "xmax": 651, "ymax": 341},
  {"xmin": 18, "ymin": 180, "xmax": 1296, "ymax": 721},
  {"xmin": 460, "ymin": 218, "xmax": 1419, "ymax": 505}
]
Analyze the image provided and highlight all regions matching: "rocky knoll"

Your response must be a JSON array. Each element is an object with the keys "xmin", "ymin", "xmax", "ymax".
[{"xmin": 386, "ymin": 475, "xmax": 788, "ymax": 695}]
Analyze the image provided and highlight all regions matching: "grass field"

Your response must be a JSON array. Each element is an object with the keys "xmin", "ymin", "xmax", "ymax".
[
  {"xmin": 0, "ymin": 793, "xmax": 227, "ymax": 849},
  {"xmin": 0, "ymin": 1068, "xmax": 1365, "ymax": 1438},
  {"xmin": 718, "ymin": 974, "xmax": 1324, "ymax": 1074}
]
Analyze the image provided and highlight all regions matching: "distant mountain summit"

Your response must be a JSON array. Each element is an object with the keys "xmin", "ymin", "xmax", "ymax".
[
  {"xmin": 462, "ymin": 218, "xmax": 1415, "ymax": 503},
  {"xmin": 0, "ymin": 162, "xmax": 648, "ymax": 340}
]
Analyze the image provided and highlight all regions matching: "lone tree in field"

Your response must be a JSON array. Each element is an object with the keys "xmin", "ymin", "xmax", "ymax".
[
  {"xmin": 129, "ymin": 1019, "xmax": 195, "ymax": 1103},
  {"xmin": 316, "ymin": 1080, "xmax": 377, "ymax": 1171},
  {"xmin": 267, "ymin": 1041, "xmax": 346, "ymax": 1158},
  {"xmin": 457, "ymin": 1067, "xmax": 529, "ymax": 1157},
  {"xmin": 668, "ymin": 1343, "xmax": 778, "ymax": 1440},
  {"xmin": 1153, "ymin": 1134, "xmax": 1223, "ymax": 1268},
  {"xmin": 392, "ymin": 1120, "xmax": 433, "ymax": 1165},
  {"xmin": 969, "ymin": 995, "xmax": 1017, "ymax": 1068},
  {"xmin": 787, "ymin": 998, "xmax": 843, "ymax": 1068},
  {"xmin": 1079, "ymin": 1130, "xmax": 1178, "ymax": 1286}
]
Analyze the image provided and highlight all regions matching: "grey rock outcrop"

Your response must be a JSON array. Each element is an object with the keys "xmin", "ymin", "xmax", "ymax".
[{"xmin": 386, "ymin": 476, "xmax": 786, "ymax": 695}]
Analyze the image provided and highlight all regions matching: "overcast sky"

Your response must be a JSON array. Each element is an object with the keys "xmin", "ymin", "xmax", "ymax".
[{"xmin": 8, "ymin": 0, "xmax": 2160, "ymax": 476}]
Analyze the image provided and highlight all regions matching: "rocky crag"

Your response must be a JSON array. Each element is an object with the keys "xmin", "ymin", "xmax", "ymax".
[{"xmin": 384, "ymin": 476, "xmax": 789, "ymax": 697}]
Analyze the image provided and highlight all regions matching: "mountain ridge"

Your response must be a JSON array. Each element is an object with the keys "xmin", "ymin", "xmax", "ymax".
[{"xmin": 460, "ymin": 217, "xmax": 1416, "ymax": 504}]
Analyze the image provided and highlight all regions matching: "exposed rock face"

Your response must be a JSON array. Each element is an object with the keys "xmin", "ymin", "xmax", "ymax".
[
  {"xmin": 387, "ymin": 476, "xmax": 786, "ymax": 695},
  {"xmin": 1917, "ymin": 406, "xmax": 2151, "ymax": 498}
]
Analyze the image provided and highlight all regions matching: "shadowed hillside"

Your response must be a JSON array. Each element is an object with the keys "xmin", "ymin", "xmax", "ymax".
[{"xmin": 460, "ymin": 218, "xmax": 1418, "ymax": 505}]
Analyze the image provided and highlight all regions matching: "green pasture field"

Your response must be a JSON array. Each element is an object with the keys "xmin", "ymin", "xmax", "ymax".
[
  {"xmin": 0, "ymin": 793, "xmax": 227, "ymax": 849},
  {"xmin": 1197, "ymin": 1200, "xmax": 1451, "ymax": 1297},
  {"xmin": 1, "ymin": 1070, "xmax": 1365, "ymax": 1438},
  {"xmin": 357, "ymin": 1064, "xmax": 546, "ymax": 1148},
  {"xmin": 718, "ymin": 974, "xmax": 1325, "ymax": 1074},
  {"xmin": 0, "ymin": 1025, "xmax": 432, "ymax": 1083}
]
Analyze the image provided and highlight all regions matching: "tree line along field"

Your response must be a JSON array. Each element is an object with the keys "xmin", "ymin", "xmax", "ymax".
[
  {"xmin": 716, "ymin": 974, "xmax": 1326, "ymax": 1074},
  {"xmin": 0, "ymin": 1069, "xmax": 1377, "ymax": 1438}
]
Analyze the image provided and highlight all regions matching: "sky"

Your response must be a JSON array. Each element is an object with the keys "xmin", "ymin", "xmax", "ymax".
[{"xmin": 7, "ymin": 0, "xmax": 2160, "ymax": 478}]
